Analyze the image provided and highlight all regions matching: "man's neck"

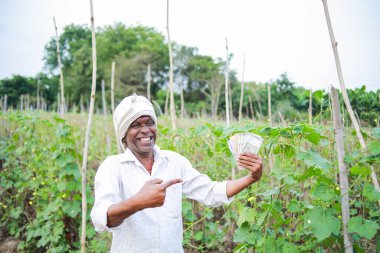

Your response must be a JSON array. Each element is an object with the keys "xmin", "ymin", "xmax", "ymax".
[{"xmin": 133, "ymin": 152, "xmax": 154, "ymax": 174}]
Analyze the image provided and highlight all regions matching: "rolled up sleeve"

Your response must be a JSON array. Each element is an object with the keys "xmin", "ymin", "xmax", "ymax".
[
  {"xmin": 90, "ymin": 158, "xmax": 123, "ymax": 232},
  {"xmin": 180, "ymin": 157, "xmax": 233, "ymax": 207}
]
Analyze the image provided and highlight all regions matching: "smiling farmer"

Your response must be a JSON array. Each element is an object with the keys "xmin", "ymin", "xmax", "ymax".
[{"xmin": 90, "ymin": 94, "xmax": 263, "ymax": 252}]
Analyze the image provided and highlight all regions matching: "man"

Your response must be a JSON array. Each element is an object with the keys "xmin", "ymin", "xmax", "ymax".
[{"xmin": 90, "ymin": 94, "xmax": 263, "ymax": 252}]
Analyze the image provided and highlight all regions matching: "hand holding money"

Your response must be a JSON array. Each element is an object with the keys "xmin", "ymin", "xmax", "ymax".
[
  {"xmin": 228, "ymin": 133, "xmax": 264, "ymax": 171},
  {"xmin": 237, "ymin": 152, "xmax": 263, "ymax": 182}
]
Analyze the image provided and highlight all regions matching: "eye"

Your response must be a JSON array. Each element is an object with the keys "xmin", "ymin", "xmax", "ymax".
[
  {"xmin": 147, "ymin": 121, "xmax": 155, "ymax": 126},
  {"xmin": 130, "ymin": 124, "xmax": 140, "ymax": 129}
]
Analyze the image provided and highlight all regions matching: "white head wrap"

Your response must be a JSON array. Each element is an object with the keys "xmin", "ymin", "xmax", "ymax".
[{"xmin": 113, "ymin": 94, "xmax": 157, "ymax": 151}]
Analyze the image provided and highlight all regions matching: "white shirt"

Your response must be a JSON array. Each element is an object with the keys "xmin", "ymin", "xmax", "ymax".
[{"xmin": 90, "ymin": 146, "xmax": 232, "ymax": 253}]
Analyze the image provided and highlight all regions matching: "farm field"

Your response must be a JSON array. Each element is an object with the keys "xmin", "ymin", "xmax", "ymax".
[{"xmin": 0, "ymin": 111, "xmax": 379, "ymax": 252}]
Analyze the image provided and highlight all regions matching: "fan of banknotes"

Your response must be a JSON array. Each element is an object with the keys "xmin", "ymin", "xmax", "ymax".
[{"xmin": 227, "ymin": 133, "xmax": 264, "ymax": 169}]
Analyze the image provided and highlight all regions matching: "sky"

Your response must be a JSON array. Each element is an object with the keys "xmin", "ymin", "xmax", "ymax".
[{"xmin": 0, "ymin": 0, "xmax": 379, "ymax": 91}]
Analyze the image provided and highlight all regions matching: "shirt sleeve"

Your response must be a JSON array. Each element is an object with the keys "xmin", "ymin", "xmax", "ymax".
[
  {"xmin": 90, "ymin": 157, "xmax": 124, "ymax": 232},
  {"xmin": 179, "ymin": 155, "xmax": 234, "ymax": 207}
]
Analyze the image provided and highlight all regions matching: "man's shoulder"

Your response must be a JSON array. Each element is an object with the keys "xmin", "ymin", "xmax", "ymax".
[
  {"xmin": 159, "ymin": 149, "xmax": 185, "ymax": 159},
  {"xmin": 99, "ymin": 153, "xmax": 125, "ymax": 169},
  {"xmin": 158, "ymin": 149, "xmax": 189, "ymax": 163}
]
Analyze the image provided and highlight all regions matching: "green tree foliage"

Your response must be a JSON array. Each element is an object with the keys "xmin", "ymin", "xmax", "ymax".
[
  {"xmin": 43, "ymin": 23, "xmax": 169, "ymax": 109},
  {"xmin": 0, "ymin": 74, "xmax": 58, "ymax": 110}
]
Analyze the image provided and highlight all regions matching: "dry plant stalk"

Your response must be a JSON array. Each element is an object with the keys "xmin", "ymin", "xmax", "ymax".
[
  {"xmin": 330, "ymin": 86, "xmax": 353, "ymax": 253},
  {"xmin": 147, "ymin": 63, "xmax": 151, "ymax": 101},
  {"xmin": 166, "ymin": 0, "xmax": 177, "ymax": 130},
  {"xmin": 248, "ymin": 95, "xmax": 254, "ymax": 120},
  {"xmin": 224, "ymin": 38, "xmax": 230, "ymax": 126},
  {"xmin": 111, "ymin": 61, "xmax": 115, "ymax": 112},
  {"xmin": 102, "ymin": 80, "xmax": 111, "ymax": 154},
  {"xmin": 238, "ymin": 55, "xmax": 246, "ymax": 121},
  {"xmin": 322, "ymin": 0, "xmax": 380, "ymax": 201},
  {"xmin": 267, "ymin": 82, "xmax": 272, "ymax": 126},
  {"xmin": 110, "ymin": 61, "xmax": 122, "ymax": 153},
  {"xmin": 309, "ymin": 89, "xmax": 312, "ymax": 125},
  {"xmin": 53, "ymin": 17, "xmax": 65, "ymax": 117},
  {"xmin": 81, "ymin": 0, "xmax": 97, "ymax": 251}
]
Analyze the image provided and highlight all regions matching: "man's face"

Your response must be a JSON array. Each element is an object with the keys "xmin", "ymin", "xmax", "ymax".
[{"xmin": 124, "ymin": 116, "xmax": 156, "ymax": 157}]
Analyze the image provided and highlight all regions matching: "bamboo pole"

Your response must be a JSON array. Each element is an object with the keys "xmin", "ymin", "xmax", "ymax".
[
  {"xmin": 164, "ymin": 88, "xmax": 169, "ymax": 115},
  {"xmin": 248, "ymin": 95, "xmax": 254, "ymax": 120},
  {"xmin": 308, "ymin": 89, "xmax": 312, "ymax": 125},
  {"xmin": 278, "ymin": 111, "xmax": 287, "ymax": 127},
  {"xmin": 147, "ymin": 63, "xmax": 151, "ymax": 101},
  {"xmin": 268, "ymin": 82, "xmax": 272, "ymax": 126},
  {"xmin": 101, "ymin": 80, "xmax": 107, "ymax": 116},
  {"xmin": 322, "ymin": 0, "xmax": 380, "ymax": 198},
  {"xmin": 330, "ymin": 86, "xmax": 353, "ymax": 253},
  {"xmin": 238, "ymin": 55, "xmax": 246, "ymax": 121},
  {"xmin": 111, "ymin": 61, "xmax": 115, "ymax": 112},
  {"xmin": 81, "ymin": 0, "xmax": 97, "ymax": 251},
  {"xmin": 102, "ymin": 79, "xmax": 111, "ymax": 155},
  {"xmin": 166, "ymin": 0, "xmax": 177, "ymax": 130},
  {"xmin": 20, "ymin": 95, "xmax": 23, "ymax": 111},
  {"xmin": 3, "ymin": 95, "xmax": 7, "ymax": 113},
  {"xmin": 37, "ymin": 80, "xmax": 40, "ymax": 110},
  {"xmin": 180, "ymin": 82, "xmax": 185, "ymax": 118},
  {"xmin": 53, "ymin": 17, "xmax": 65, "ymax": 118},
  {"xmin": 110, "ymin": 61, "xmax": 122, "ymax": 153},
  {"xmin": 224, "ymin": 38, "xmax": 230, "ymax": 126}
]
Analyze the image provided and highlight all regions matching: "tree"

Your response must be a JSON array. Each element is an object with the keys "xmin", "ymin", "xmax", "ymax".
[{"xmin": 43, "ymin": 23, "xmax": 169, "ymax": 109}]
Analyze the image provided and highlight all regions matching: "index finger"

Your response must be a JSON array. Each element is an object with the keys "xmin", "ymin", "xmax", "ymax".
[{"xmin": 161, "ymin": 178, "xmax": 182, "ymax": 189}]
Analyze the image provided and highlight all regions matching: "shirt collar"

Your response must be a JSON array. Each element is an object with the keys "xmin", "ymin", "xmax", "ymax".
[{"xmin": 118, "ymin": 145, "xmax": 168, "ymax": 164}]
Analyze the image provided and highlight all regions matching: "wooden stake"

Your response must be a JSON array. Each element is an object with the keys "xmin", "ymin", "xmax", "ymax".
[
  {"xmin": 110, "ymin": 61, "xmax": 122, "ymax": 153},
  {"xmin": 102, "ymin": 79, "xmax": 111, "ymax": 155},
  {"xmin": 322, "ymin": 0, "xmax": 380, "ymax": 199},
  {"xmin": 278, "ymin": 111, "xmax": 287, "ymax": 127},
  {"xmin": 268, "ymin": 82, "xmax": 272, "ymax": 126},
  {"xmin": 166, "ymin": 0, "xmax": 177, "ymax": 130},
  {"xmin": 330, "ymin": 86, "xmax": 353, "ymax": 253},
  {"xmin": 147, "ymin": 63, "xmax": 151, "ymax": 101},
  {"xmin": 224, "ymin": 38, "xmax": 230, "ymax": 126},
  {"xmin": 238, "ymin": 55, "xmax": 246, "ymax": 121},
  {"xmin": 308, "ymin": 89, "xmax": 312, "ymax": 125},
  {"xmin": 101, "ymin": 79, "xmax": 107, "ymax": 116},
  {"xmin": 37, "ymin": 80, "xmax": 40, "ymax": 110},
  {"xmin": 248, "ymin": 95, "xmax": 254, "ymax": 120},
  {"xmin": 53, "ymin": 17, "xmax": 65, "ymax": 118},
  {"xmin": 81, "ymin": 0, "xmax": 97, "ymax": 251},
  {"xmin": 180, "ymin": 82, "xmax": 186, "ymax": 118},
  {"xmin": 3, "ymin": 95, "xmax": 7, "ymax": 113},
  {"xmin": 111, "ymin": 61, "xmax": 115, "ymax": 112}
]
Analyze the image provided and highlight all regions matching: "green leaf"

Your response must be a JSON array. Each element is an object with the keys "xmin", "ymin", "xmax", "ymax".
[
  {"xmin": 344, "ymin": 151, "xmax": 360, "ymax": 163},
  {"xmin": 55, "ymin": 153, "xmax": 75, "ymax": 167},
  {"xmin": 313, "ymin": 90, "xmax": 324, "ymax": 101},
  {"xmin": 348, "ymin": 217, "xmax": 380, "ymax": 239},
  {"xmin": 233, "ymin": 222, "xmax": 251, "ymax": 243},
  {"xmin": 282, "ymin": 243, "xmax": 299, "ymax": 253},
  {"xmin": 305, "ymin": 207, "xmax": 340, "ymax": 241},
  {"xmin": 312, "ymin": 183, "xmax": 336, "ymax": 201},
  {"xmin": 363, "ymin": 183, "xmax": 380, "ymax": 202},
  {"xmin": 287, "ymin": 201, "xmax": 299, "ymax": 213},
  {"xmin": 367, "ymin": 141, "xmax": 380, "ymax": 156},
  {"xmin": 257, "ymin": 188, "xmax": 280, "ymax": 197},
  {"xmin": 305, "ymin": 132, "xmax": 321, "ymax": 145},
  {"xmin": 237, "ymin": 207, "xmax": 257, "ymax": 226},
  {"xmin": 296, "ymin": 151, "xmax": 332, "ymax": 171},
  {"xmin": 10, "ymin": 206, "xmax": 23, "ymax": 219},
  {"xmin": 194, "ymin": 231, "xmax": 203, "ymax": 241},
  {"xmin": 349, "ymin": 165, "xmax": 371, "ymax": 176},
  {"xmin": 372, "ymin": 128, "xmax": 380, "ymax": 139}
]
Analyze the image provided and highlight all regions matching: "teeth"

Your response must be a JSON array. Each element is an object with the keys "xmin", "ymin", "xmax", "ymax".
[{"xmin": 140, "ymin": 137, "xmax": 151, "ymax": 142}]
